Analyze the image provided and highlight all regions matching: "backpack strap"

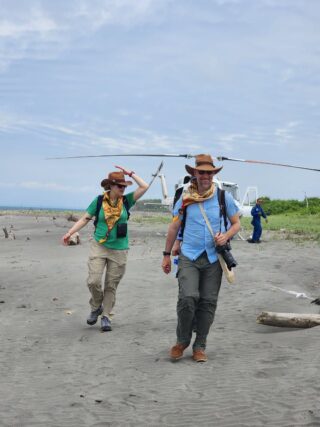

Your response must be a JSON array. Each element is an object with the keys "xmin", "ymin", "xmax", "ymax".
[
  {"xmin": 123, "ymin": 195, "xmax": 130, "ymax": 220},
  {"xmin": 93, "ymin": 194, "xmax": 130, "ymax": 230},
  {"xmin": 93, "ymin": 195, "xmax": 103, "ymax": 229},
  {"xmin": 179, "ymin": 206, "xmax": 187, "ymax": 239},
  {"xmin": 173, "ymin": 186, "xmax": 184, "ymax": 208},
  {"xmin": 217, "ymin": 188, "xmax": 228, "ymax": 232}
]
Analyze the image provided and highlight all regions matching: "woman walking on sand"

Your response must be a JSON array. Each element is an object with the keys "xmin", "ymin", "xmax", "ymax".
[{"xmin": 62, "ymin": 165, "xmax": 149, "ymax": 332}]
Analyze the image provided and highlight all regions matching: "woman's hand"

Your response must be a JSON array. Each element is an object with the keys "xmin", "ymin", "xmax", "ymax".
[
  {"xmin": 115, "ymin": 165, "xmax": 132, "ymax": 176},
  {"xmin": 62, "ymin": 232, "xmax": 71, "ymax": 246}
]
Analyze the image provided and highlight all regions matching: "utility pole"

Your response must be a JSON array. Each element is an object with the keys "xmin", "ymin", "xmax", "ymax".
[{"xmin": 304, "ymin": 192, "xmax": 309, "ymax": 209}]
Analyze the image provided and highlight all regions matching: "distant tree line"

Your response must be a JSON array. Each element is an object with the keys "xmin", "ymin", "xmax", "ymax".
[
  {"xmin": 136, "ymin": 197, "xmax": 320, "ymax": 215},
  {"xmin": 135, "ymin": 199, "xmax": 170, "ymax": 212},
  {"xmin": 259, "ymin": 197, "xmax": 320, "ymax": 215}
]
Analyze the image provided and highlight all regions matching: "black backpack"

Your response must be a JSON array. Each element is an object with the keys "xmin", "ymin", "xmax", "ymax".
[{"xmin": 93, "ymin": 195, "xmax": 130, "ymax": 229}]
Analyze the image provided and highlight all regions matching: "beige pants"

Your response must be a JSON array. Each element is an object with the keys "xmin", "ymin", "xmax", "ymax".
[{"xmin": 87, "ymin": 240, "xmax": 128, "ymax": 317}]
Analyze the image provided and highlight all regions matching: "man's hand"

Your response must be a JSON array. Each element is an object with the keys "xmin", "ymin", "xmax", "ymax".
[
  {"xmin": 214, "ymin": 232, "xmax": 228, "ymax": 247},
  {"xmin": 172, "ymin": 240, "xmax": 181, "ymax": 256},
  {"xmin": 162, "ymin": 256, "xmax": 171, "ymax": 274}
]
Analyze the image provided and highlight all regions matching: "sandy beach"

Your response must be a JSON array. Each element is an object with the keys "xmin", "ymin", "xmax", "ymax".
[{"xmin": 1, "ymin": 212, "xmax": 320, "ymax": 427}]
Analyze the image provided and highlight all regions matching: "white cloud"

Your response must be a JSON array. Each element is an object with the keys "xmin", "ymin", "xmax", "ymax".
[
  {"xmin": 0, "ymin": 13, "xmax": 56, "ymax": 38},
  {"xmin": 74, "ymin": 0, "xmax": 162, "ymax": 30},
  {"xmin": 0, "ymin": 181, "xmax": 94, "ymax": 192},
  {"xmin": 274, "ymin": 121, "xmax": 300, "ymax": 145},
  {"xmin": 0, "ymin": 111, "xmax": 203, "ymax": 155}
]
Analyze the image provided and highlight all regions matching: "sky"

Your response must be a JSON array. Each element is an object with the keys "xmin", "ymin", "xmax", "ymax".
[{"xmin": 0, "ymin": 0, "xmax": 319, "ymax": 209}]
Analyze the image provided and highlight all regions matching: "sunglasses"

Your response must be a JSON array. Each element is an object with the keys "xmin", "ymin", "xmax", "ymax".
[
  {"xmin": 116, "ymin": 184, "xmax": 126, "ymax": 189},
  {"xmin": 198, "ymin": 170, "xmax": 214, "ymax": 176}
]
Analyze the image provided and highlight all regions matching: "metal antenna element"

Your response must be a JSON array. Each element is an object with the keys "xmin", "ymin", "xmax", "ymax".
[
  {"xmin": 46, "ymin": 152, "xmax": 319, "ymax": 172},
  {"xmin": 216, "ymin": 156, "xmax": 320, "ymax": 172},
  {"xmin": 46, "ymin": 153, "xmax": 195, "ymax": 160},
  {"xmin": 148, "ymin": 161, "xmax": 164, "ymax": 186}
]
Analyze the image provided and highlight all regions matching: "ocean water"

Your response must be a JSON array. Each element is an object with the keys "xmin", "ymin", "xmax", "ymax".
[{"xmin": 0, "ymin": 206, "xmax": 83, "ymax": 211}]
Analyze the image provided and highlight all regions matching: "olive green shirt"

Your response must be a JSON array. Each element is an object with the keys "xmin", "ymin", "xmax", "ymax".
[{"xmin": 87, "ymin": 192, "xmax": 135, "ymax": 250}]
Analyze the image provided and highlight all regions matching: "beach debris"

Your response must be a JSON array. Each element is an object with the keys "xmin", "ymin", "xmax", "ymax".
[
  {"xmin": 52, "ymin": 297, "xmax": 59, "ymax": 301},
  {"xmin": 269, "ymin": 285, "xmax": 312, "ymax": 300},
  {"xmin": 17, "ymin": 304, "xmax": 27, "ymax": 309},
  {"xmin": 67, "ymin": 214, "xmax": 79, "ymax": 222},
  {"xmin": 95, "ymin": 399, "xmax": 103, "ymax": 403},
  {"xmin": 0, "ymin": 300, "xmax": 5, "ymax": 303},
  {"xmin": 311, "ymin": 298, "xmax": 320, "ymax": 305},
  {"xmin": 257, "ymin": 311, "xmax": 320, "ymax": 328},
  {"xmin": 2, "ymin": 227, "xmax": 15, "ymax": 239},
  {"xmin": 65, "ymin": 310, "xmax": 73, "ymax": 315},
  {"xmin": 67, "ymin": 232, "xmax": 80, "ymax": 245}
]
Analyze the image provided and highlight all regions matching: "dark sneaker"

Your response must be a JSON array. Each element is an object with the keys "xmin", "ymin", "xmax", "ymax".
[
  {"xmin": 101, "ymin": 316, "xmax": 112, "ymax": 332},
  {"xmin": 87, "ymin": 305, "xmax": 103, "ymax": 325},
  {"xmin": 192, "ymin": 349, "xmax": 208, "ymax": 363},
  {"xmin": 170, "ymin": 343, "xmax": 188, "ymax": 360}
]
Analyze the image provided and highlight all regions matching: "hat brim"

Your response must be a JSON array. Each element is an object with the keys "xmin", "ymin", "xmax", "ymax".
[
  {"xmin": 185, "ymin": 164, "xmax": 223, "ymax": 175},
  {"xmin": 101, "ymin": 178, "xmax": 133, "ymax": 188}
]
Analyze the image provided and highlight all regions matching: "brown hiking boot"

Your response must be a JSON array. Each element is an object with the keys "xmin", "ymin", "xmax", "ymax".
[
  {"xmin": 170, "ymin": 343, "xmax": 188, "ymax": 360},
  {"xmin": 192, "ymin": 349, "xmax": 208, "ymax": 363}
]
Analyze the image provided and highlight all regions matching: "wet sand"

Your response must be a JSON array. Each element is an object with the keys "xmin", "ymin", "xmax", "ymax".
[{"xmin": 1, "ymin": 213, "xmax": 320, "ymax": 426}]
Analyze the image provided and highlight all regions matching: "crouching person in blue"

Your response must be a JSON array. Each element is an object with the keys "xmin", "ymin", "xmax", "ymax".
[
  {"xmin": 162, "ymin": 154, "xmax": 240, "ymax": 362},
  {"xmin": 62, "ymin": 166, "xmax": 149, "ymax": 332},
  {"xmin": 248, "ymin": 198, "xmax": 268, "ymax": 243}
]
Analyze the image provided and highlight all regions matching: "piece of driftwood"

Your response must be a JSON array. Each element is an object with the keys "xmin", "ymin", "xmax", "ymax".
[
  {"xmin": 67, "ymin": 214, "xmax": 79, "ymax": 222},
  {"xmin": 2, "ymin": 227, "xmax": 15, "ymax": 240},
  {"xmin": 257, "ymin": 311, "xmax": 320, "ymax": 328}
]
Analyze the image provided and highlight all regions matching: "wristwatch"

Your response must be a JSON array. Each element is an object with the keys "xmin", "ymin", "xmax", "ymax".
[{"xmin": 162, "ymin": 251, "xmax": 171, "ymax": 256}]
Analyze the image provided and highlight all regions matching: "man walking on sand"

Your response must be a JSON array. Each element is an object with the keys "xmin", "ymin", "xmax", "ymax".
[
  {"xmin": 247, "ymin": 198, "xmax": 268, "ymax": 243},
  {"xmin": 162, "ymin": 154, "xmax": 240, "ymax": 362}
]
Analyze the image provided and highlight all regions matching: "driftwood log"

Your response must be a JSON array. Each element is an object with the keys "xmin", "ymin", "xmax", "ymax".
[
  {"xmin": 257, "ymin": 311, "xmax": 320, "ymax": 328},
  {"xmin": 2, "ymin": 227, "xmax": 15, "ymax": 240},
  {"xmin": 67, "ymin": 214, "xmax": 79, "ymax": 222}
]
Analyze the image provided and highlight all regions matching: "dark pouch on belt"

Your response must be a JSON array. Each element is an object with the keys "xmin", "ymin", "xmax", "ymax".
[{"xmin": 117, "ymin": 223, "xmax": 127, "ymax": 238}]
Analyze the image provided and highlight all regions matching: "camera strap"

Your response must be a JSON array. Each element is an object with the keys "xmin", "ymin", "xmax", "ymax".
[{"xmin": 198, "ymin": 203, "xmax": 235, "ymax": 284}]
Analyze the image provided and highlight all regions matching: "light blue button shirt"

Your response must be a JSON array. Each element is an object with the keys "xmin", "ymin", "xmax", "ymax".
[{"xmin": 173, "ymin": 189, "xmax": 239, "ymax": 263}]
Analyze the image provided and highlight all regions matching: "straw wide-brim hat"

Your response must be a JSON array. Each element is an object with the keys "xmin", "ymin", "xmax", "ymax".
[
  {"xmin": 101, "ymin": 171, "xmax": 133, "ymax": 188},
  {"xmin": 185, "ymin": 154, "xmax": 223, "ymax": 175}
]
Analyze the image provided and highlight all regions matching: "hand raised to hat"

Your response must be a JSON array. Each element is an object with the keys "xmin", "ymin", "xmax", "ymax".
[{"xmin": 115, "ymin": 165, "xmax": 131, "ymax": 176}]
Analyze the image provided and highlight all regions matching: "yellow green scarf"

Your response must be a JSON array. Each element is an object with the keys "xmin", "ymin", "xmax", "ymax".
[
  {"xmin": 98, "ymin": 191, "xmax": 123, "ymax": 243},
  {"xmin": 172, "ymin": 180, "xmax": 215, "ymax": 222}
]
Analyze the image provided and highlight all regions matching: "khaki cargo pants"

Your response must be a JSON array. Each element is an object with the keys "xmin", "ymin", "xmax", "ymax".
[{"xmin": 87, "ymin": 239, "xmax": 128, "ymax": 317}]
